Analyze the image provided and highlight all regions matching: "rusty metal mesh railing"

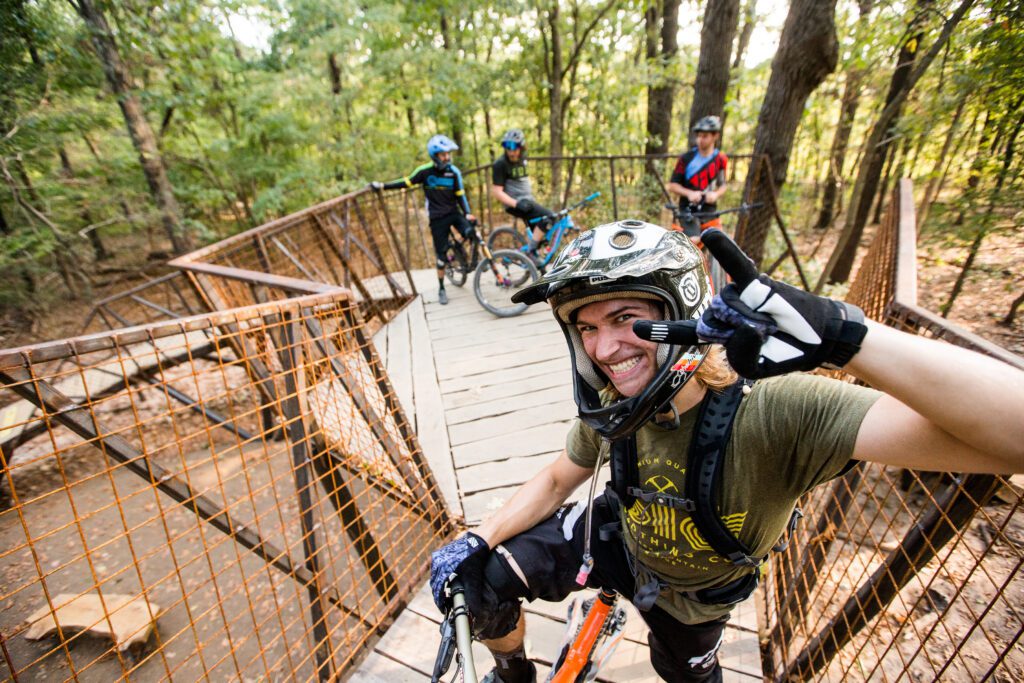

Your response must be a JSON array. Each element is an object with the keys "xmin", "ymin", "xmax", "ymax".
[
  {"xmin": 760, "ymin": 180, "xmax": 1024, "ymax": 681},
  {"xmin": 170, "ymin": 189, "xmax": 417, "ymax": 327},
  {"xmin": 0, "ymin": 293, "xmax": 452, "ymax": 681}
]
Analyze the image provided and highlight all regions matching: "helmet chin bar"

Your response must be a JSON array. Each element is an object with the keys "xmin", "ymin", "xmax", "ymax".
[{"xmin": 559, "ymin": 311, "xmax": 707, "ymax": 441}]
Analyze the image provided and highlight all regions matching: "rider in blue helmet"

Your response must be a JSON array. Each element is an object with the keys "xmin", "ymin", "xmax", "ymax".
[{"xmin": 371, "ymin": 134, "xmax": 475, "ymax": 305}]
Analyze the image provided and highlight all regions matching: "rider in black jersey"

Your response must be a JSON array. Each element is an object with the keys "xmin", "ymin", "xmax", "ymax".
[{"xmin": 491, "ymin": 129, "xmax": 552, "ymax": 261}]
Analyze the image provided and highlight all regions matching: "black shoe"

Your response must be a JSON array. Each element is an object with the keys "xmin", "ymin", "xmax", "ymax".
[
  {"xmin": 481, "ymin": 660, "xmax": 536, "ymax": 683},
  {"xmin": 438, "ymin": 288, "xmax": 449, "ymax": 305}
]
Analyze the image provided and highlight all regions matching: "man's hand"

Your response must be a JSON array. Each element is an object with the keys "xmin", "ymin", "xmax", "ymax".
[
  {"xmin": 632, "ymin": 229, "xmax": 868, "ymax": 379},
  {"xmin": 369, "ymin": 181, "xmax": 384, "ymax": 191},
  {"xmin": 430, "ymin": 532, "xmax": 489, "ymax": 611},
  {"xmin": 466, "ymin": 213, "xmax": 476, "ymax": 223},
  {"xmin": 428, "ymin": 532, "xmax": 519, "ymax": 639}
]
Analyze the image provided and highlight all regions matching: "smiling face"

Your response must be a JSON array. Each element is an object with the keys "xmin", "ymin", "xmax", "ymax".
[
  {"xmin": 574, "ymin": 297, "xmax": 663, "ymax": 398},
  {"xmin": 505, "ymin": 146, "xmax": 523, "ymax": 163}
]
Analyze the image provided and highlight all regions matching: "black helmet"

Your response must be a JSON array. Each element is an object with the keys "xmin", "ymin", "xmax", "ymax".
[
  {"xmin": 501, "ymin": 128, "xmax": 526, "ymax": 151},
  {"xmin": 512, "ymin": 220, "xmax": 712, "ymax": 440},
  {"xmin": 693, "ymin": 115, "xmax": 722, "ymax": 133}
]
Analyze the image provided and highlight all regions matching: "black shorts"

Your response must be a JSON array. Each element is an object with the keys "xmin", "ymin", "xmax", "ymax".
[
  {"xmin": 482, "ymin": 494, "xmax": 727, "ymax": 683},
  {"xmin": 430, "ymin": 213, "xmax": 473, "ymax": 267},
  {"xmin": 505, "ymin": 198, "xmax": 552, "ymax": 233}
]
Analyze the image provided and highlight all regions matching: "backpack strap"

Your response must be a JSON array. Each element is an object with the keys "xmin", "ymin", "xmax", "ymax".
[{"xmin": 685, "ymin": 380, "xmax": 764, "ymax": 568}]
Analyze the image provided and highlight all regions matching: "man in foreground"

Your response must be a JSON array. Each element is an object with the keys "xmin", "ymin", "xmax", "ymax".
[{"xmin": 430, "ymin": 221, "xmax": 1023, "ymax": 682}]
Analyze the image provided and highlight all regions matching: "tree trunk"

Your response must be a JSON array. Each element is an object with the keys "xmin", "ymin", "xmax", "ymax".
[
  {"xmin": 821, "ymin": 0, "xmax": 974, "ymax": 288},
  {"xmin": 942, "ymin": 107, "xmax": 1024, "ymax": 317},
  {"xmin": 439, "ymin": 13, "xmax": 464, "ymax": 150},
  {"xmin": 59, "ymin": 147, "xmax": 110, "ymax": 261},
  {"xmin": 733, "ymin": 0, "xmax": 839, "ymax": 265},
  {"xmin": 688, "ymin": 0, "xmax": 741, "ymax": 147},
  {"xmin": 732, "ymin": 0, "xmax": 757, "ymax": 69},
  {"xmin": 72, "ymin": 0, "xmax": 192, "ymax": 254},
  {"xmin": 547, "ymin": 2, "xmax": 564, "ymax": 190},
  {"xmin": 644, "ymin": 0, "xmax": 682, "ymax": 155},
  {"xmin": 918, "ymin": 95, "xmax": 969, "ymax": 228},
  {"xmin": 1002, "ymin": 292, "xmax": 1024, "ymax": 326},
  {"xmin": 815, "ymin": 0, "xmax": 875, "ymax": 231},
  {"xmin": 328, "ymin": 53, "xmax": 342, "ymax": 95}
]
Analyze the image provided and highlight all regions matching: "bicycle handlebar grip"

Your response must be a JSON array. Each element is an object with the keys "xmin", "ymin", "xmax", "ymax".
[
  {"xmin": 632, "ymin": 320, "xmax": 699, "ymax": 346},
  {"xmin": 586, "ymin": 191, "xmax": 601, "ymax": 201}
]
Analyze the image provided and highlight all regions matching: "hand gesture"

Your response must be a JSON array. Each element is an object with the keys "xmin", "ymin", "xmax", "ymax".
[{"xmin": 633, "ymin": 229, "xmax": 868, "ymax": 379}]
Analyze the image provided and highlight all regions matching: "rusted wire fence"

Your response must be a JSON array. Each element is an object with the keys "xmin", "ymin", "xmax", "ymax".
[
  {"xmin": 0, "ymin": 292, "xmax": 451, "ymax": 681},
  {"xmin": 761, "ymin": 180, "xmax": 1024, "ymax": 681}
]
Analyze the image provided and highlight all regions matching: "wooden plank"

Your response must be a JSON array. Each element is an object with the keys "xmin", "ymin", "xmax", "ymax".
[
  {"xmin": 442, "ymin": 368, "xmax": 570, "ymax": 411},
  {"xmin": 430, "ymin": 315, "xmax": 560, "ymax": 353},
  {"xmin": 457, "ymin": 451, "xmax": 560, "ymax": 495},
  {"xmin": 428, "ymin": 335, "xmax": 565, "ymax": 370},
  {"xmin": 448, "ymin": 400, "xmax": 577, "ymax": 447},
  {"xmin": 407, "ymin": 296, "xmax": 462, "ymax": 520},
  {"xmin": 385, "ymin": 305, "xmax": 414, "ymax": 423},
  {"xmin": 446, "ymin": 385, "xmax": 572, "ymax": 426},
  {"xmin": 451, "ymin": 421, "xmax": 571, "ymax": 469},
  {"xmin": 434, "ymin": 341, "xmax": 567, "ymax": 382},
  {"xmin": 440, "ymin": 357, "xmax": 569, "ymax": 395}
]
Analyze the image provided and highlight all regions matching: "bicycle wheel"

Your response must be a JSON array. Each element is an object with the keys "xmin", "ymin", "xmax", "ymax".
[
  {"xmin": 444, "ymin": 242, "xmax": 469, "ymax": 287},
  {"xmin": 473, "ymin": 249, "xmax": 539, "ymax": 317},
  {"xmin": 487, "ymin": 226, "xmax": 528, "ymax": 252}
]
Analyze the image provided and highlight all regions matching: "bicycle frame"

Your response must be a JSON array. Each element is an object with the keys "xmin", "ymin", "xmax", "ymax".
[{"xmin": 525, "ymin": 192, "xmax": 601, "ymax": 267}]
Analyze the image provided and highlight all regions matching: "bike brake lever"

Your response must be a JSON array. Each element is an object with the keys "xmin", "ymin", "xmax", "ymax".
[{"xmin": 431, "ymin": 615, "xmax": 457, "ymax": 683}]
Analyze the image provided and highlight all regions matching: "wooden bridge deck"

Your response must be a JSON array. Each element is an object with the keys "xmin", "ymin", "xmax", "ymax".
[{"xmin": 357, "ymin": 271, "xmax": 763, "ymax": 682}]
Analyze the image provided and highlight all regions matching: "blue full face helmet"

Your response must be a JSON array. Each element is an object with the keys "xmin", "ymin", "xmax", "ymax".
[{"xmin": 427, "ymin": 134, "xmax": 459, "ymax": 170}]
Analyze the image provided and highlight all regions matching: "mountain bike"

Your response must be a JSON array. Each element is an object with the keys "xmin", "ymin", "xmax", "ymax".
[
  {"xmin": 487, "ymin": 192, "xmax": 601, "ymax": 273},
  {"xmin": 443, "ymin": 220, "xmax": 541, "ymax": 317},
  {"xmin": 665, "ymin": 202, "xmax": 762, "ymax": 292},
  {"xmin": 431, "ymin": 585, "xmax": 628, "ymax": 683}
]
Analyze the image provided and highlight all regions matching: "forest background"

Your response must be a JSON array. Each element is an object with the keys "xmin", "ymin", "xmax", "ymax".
[{"xmin": 1, "ymin": 0, "xmax": 1020, "ymax": 352}]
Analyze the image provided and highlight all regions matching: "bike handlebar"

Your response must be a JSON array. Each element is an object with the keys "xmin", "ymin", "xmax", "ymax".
[
  {"xmin": 665, "ymin": 201, "xmax": 764, "ymax": 220},
  {"xmin": 529, "ymin": 191, "xmax": 601, "ymax": 225},
  {"xmin": 431, "ymin": 578, "xmax": 478, "ymax": 683}
]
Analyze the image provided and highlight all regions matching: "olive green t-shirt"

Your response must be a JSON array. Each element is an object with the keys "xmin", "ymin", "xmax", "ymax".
[{"xmin": 566, "ymin": 373, "xmax": 881, "ymax": 624}]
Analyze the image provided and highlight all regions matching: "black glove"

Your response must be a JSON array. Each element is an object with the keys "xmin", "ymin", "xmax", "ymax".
[
  {"xmin": 514, "ymin": 197, "xmax": 537, "ymax": 214},
  {"xmin": 633, "ymin": 229, "xmax": 868, "ymax": 379},
  {"xmin": 429, "ymin": 532, "xmax": 520, "ymax": 639},
  {"xmin": 370, "ymin": 181, "xmax": 384, "ymax": 191}
]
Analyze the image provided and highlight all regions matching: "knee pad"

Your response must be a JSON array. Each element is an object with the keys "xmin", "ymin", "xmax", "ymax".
[{"xmin": 436, "ymin": 257, "xmax": 447, "ymax": 269}]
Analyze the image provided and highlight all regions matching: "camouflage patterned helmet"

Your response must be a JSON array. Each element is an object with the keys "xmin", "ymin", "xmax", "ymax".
[
  {"xmin": 513, "ymin": 220, "xmax": 713, "ymax": 440},
  {"xmin": 692, "ymin": 115, "xmax": 722, "ymax": 133}
]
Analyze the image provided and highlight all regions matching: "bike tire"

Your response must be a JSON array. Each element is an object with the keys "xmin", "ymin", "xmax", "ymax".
[
  {"xmin": 487, "ymin": 226, "xmax": 528, "ymax": 252},
  {"xmin": 472, "ymin": 249, "xmax": 539, "ymax": 318},
  {"xmin": 444, "ymin": 242, "xmax": 469, "ymax": 287}
]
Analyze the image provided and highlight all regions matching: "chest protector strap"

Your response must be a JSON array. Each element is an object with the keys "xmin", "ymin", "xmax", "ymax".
[{"xmin": 608, "ymin": 380, "xmax": 765, "ymax": 568}]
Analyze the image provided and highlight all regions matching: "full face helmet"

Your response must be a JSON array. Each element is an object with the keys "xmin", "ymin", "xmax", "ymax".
[
  {"xmin": 501, "ymin": 128, "xmax": 526, "ymax": 154},
  {"xmin": 427, "ymin": 134, "xmax": 459, "ymax": 170},
  {"xmin": 512, "ymin": 220, "xmax": 713, "ymax": 440},
  {"xmin": 692, "ymin": 115, "xmax": 722, "ymax": 133}
]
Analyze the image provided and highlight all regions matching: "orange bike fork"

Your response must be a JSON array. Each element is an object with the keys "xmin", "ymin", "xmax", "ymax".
[{"xmin": 549, "ymin": 590, "xmax": 617, "ymax": 683}]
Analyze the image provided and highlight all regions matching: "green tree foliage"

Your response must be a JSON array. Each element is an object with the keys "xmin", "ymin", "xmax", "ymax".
[{"xmin": 1, "ymin": 0, "xmax": 1020, "ymax": 333}]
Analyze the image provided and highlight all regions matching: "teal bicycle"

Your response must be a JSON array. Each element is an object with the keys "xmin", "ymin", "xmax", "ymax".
[{"xmin": 487, "ymin": 192, "xmax": 601, "ymax": 272}]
